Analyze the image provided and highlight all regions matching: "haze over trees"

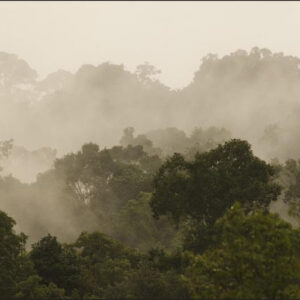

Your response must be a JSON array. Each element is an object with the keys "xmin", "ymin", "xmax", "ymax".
[
  {"xmin": 1, "ymin": 47, "xmax": 300, "ymax": 298},
  {"xmin": 1, "ymin": 137, "xmax": 300, "ymax": 299},
  {"xmin": 2, "ymin": 47, "xmax": 300, "ymax": 162}
]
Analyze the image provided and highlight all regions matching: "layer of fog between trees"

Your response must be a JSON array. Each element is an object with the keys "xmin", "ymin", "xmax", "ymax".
[{"xmin": 1, "ymin": 47, "xmax": 300, "ymax": 244}]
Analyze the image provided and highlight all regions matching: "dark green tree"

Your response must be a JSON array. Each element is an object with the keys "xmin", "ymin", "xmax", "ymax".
[
  {"xmin": 184, "ymin": 203, "xmax": 300, "ymax": 299},
  {"xmin": 30, "ymin": 234, "xmax": 82, "ymax": 296},
  {"xmin": 15, "ymin": 275, "xmax": 66, "ymax": 299},
  {"xmin": 0, "ymin": 210, "xmax": 32, "ymax": 298},
  {"xmin": 73, "ymin": 231, "xmax": 143, "ymax": 298},
  {"xmin": 104, "ymin": 261, "xmax": 189, "ymax": 299},
  {"xmin": 150, "ymin": 139, "xmax": 281, "ymax": 251}
]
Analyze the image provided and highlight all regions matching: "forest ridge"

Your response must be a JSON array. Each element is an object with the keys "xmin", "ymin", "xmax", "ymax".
[
  {"xmin": 1, "ymin": 47, "xmax": 300, "ymax": 160},
  {"xmin": 1, "ymin": 47, "xmax": 300, "ymax": 299}
]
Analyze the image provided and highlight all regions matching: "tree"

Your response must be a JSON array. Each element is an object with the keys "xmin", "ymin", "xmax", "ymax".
[
  {"xmin": 112, "ymin": 192, "xmax": 180, "ymax": 251},
  {"xmin": 281, "ymin": 159, "xmax": 300, "ymax": 221},
  {"xmin": 135, "ymin": 62, "xmax": 161, "ymax": 84},
  {"xmin": 151, "ymin": 139, "xmax": 280, "ymax": 224},
  {"xmin": 73, "ymin": 231, "xmax": 143, "ymax": 298},
  {"xmin": 104, "ymin": 261, "xmax": 189, "ymax": 299},
  {"xmin": 144, "ymin": 127, "xmax": 189, "ymax": 157},
  {"xmin": 30, "ymin": 234, "xmax": 82, "ymax": 296},
  {"xmin": 0, "ymin": 52, "xmax": 37, "ymax": 87},
  {"xmin": 15, "ymin": 275, "xmax": 66, "ymax": 299},
  {"xmin": 119, "ymin": 128, "xmax": 162, "ymax": 157},
  {"xmin": 184, "ymin": 203, "xmax": 300, "ymax": 299},
  {"xmin": 0, "ymin": 139, "xmax": 13, "ymax": 171},
  {"xmin": 120, "ymin": 127, "xmax": 135, "ymax": 147},
  {"xmin": 54, "ymin": 142, "xmax": 155, "ymax": 220},
  {"xmin": 0, "ymin": 139, "xmax": 13, "ymax": 159},
  {"xmin": 0, "ymin": 210, "xmax": 31, "ymax": 298},
  {"xmin": 109, "ymin": 164, "xmax": 152, "ymax": 207},
  {"xmin": 150, "ymin": 139, "xmax": 281, "ymax": 251},
  {"xmin": 186, "ymin": 126, "xmax": 232, "ymax": 159}
]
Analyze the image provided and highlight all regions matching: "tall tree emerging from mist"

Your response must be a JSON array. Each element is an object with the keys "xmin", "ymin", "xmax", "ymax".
[
  {"xmin": 150, "ymin": 139, "xmax": 281, "ymax": 252},
  {"xmin": 135, "ymin": 62, "xmax": 161, "ymax": 84}
]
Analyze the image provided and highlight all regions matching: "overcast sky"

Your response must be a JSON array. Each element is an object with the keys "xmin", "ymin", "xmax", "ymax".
[{"xmin": 0, "ymin": 1, "xmax": 299, "ymax": 89}]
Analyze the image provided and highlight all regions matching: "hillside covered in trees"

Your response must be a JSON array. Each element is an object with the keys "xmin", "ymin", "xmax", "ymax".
[{"xmin": 2, "ymin": 48, "xmax": 300, "ymax": 299}]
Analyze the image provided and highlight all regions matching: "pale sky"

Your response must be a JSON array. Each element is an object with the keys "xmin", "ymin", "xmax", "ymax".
[{"xmin": 0, "ymin": 1, "xmax": 299, "ymax": 89}]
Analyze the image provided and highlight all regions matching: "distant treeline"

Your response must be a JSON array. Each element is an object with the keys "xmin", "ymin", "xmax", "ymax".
[{"xmin": 2, "ymin": 48, "xmax": 300, "ymax": 160}]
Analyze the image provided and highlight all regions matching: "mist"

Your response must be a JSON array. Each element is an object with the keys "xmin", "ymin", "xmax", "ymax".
[
  {"xmin": 1, "ymin": 4, "xmax": 300, "ymax": 298},
  {"xmin": 2, "ymin": 48, "xmax": 300, "ymax": 159},
  {"xmin": 0, "ymin": 47, "xmax": 300, "ymax": 241}
]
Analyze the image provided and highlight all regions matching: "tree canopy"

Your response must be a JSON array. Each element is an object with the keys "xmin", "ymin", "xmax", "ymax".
[
  {"xmin": 151, "ymin": 139, "xmax": 280, "ymax": 225},
  {"xmin": 184, "ymin": 203, "xmax": 300, "ymax": 299}
]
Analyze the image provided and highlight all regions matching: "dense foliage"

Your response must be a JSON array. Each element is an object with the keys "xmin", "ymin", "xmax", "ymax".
[
  {"xmin": 184, "ymin": 203, "xmax": 300, "ymax": 299},
  {"xmin": 1, "ymin": 137, "xmax": 300, "ymax": 299},
  {"xmin": 4, "ymin": 43, "xmax": 300, "ymax": 298},
  {"xmin": 150, "ymin": 139, "xmax": 281, "ymax": 252}
]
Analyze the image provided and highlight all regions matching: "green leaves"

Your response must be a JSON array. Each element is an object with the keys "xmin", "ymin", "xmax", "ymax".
[
  {"xmin": 15, "ymin": 276, "xmax": 66, "ymax": 299},
  {"xmin": 151, "ymin": 139, "xmax": 280, "ymax": 227},
  {"xmin": 30, "ymin": 234, "xmax": 82, "ymax": 297},
  {"xmin": 150, "ymin": 139, "xmax": 281, "ymax": 252},
  {"xmin": 0, "ymin": 211, "xmax": 34, "ymax": 299},
  {"xmin": 184, "ymin": 204, "xmax": 300, "ymax": 299},
  {"xmin": 72, "ymin": 231, "xmax": 143, "ymax": 298}
]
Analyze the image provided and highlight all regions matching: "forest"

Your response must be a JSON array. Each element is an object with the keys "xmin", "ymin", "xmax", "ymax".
[{"xmin": 1, "ymin": 48, "xmax": 300, "ymax": 299}]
